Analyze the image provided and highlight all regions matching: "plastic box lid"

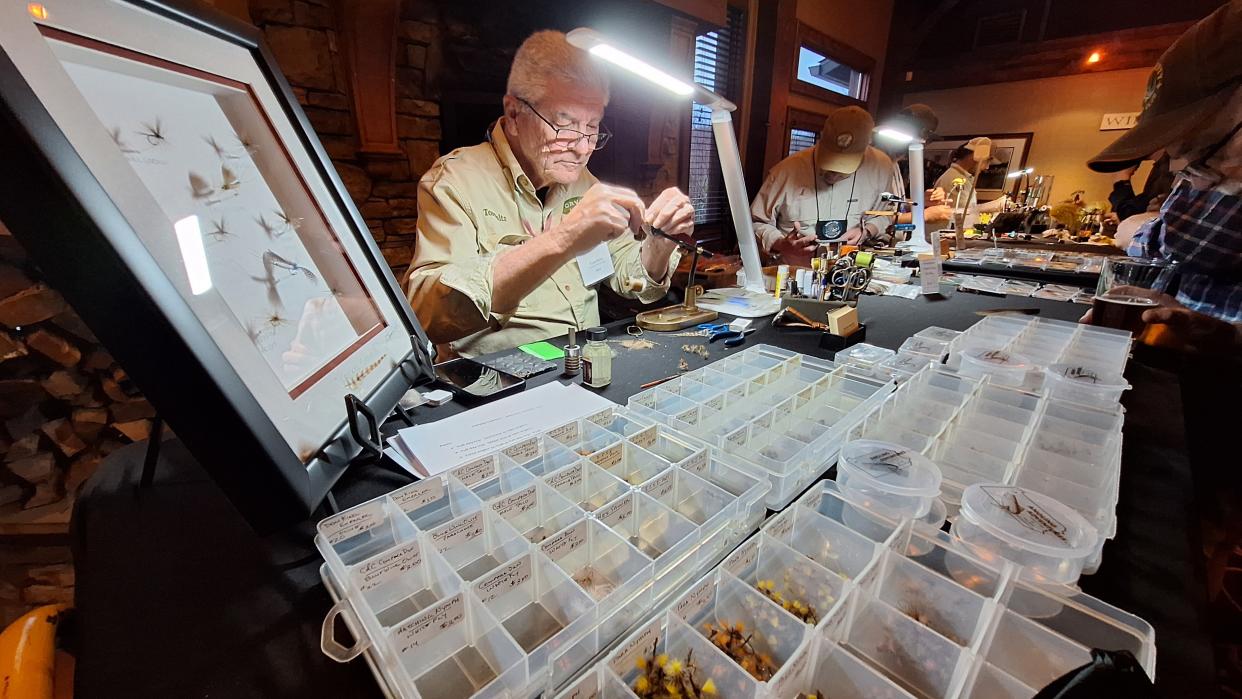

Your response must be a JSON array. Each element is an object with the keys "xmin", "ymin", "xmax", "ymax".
[
  {"xmin": 959, "ymin": 484, "xmax": 1098, "ymax": 558},
  {"xmin": 837, "ymin": 439, "xmax": 942, "ymax": 498}
]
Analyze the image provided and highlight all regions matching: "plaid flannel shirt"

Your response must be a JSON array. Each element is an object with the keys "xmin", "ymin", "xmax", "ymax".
[{"xmin": 1129, "ymin": 178, "xmax": 1242, "ymax": 322}]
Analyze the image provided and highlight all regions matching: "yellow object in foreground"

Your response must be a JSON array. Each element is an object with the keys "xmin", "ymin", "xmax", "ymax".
[{"xmin": 0, "ymin": 604, "xmax": 67, "ymax": 699}]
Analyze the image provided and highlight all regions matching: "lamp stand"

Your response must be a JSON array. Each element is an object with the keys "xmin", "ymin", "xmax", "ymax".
[{"xmin": 696, "ymin": 107, "xmax": 781, "ymax": 319}]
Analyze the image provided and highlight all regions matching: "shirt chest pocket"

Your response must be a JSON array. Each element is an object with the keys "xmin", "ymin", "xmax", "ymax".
[{"xmin": 785, "ymin": 186, "xmax": 817, "ymax": 227}]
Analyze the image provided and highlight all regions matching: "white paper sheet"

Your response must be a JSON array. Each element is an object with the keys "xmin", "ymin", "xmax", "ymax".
[{"xmin": 392, "ymin": 382, "xmax": 614, "ymax": 477}]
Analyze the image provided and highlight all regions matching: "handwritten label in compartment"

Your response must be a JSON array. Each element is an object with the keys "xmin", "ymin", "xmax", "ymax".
[
  {"xmin": 753, "ymin": 410, "xmax": 774, "ymax": 431},
  {"xmin": 390, "ymin": 477, "xmax": 445, "ymax": 514},
  {"xmin": 681, "ymin": 448, "xmax": 709, "ymax": 475},
  {"xmin": 768, "ymin": 643, "xmax": 811, "ymax": 699},
  {"xmin": 724, "ymin": 537, "xmax": 758, "ymax": 576},
  {"xmin": 630, "ymin": 425, "xmax": 658, "ymax": 449},
  {"xmin": 597, "ymin": 495, "xmax": 634, "ymax": 528},
  {"xmin": 673, "ymin": 575, "xmax": 715, "ymax": 621},
  {"xmin": 548, "ymin": 420, "xmax": 580, "ymax": 445},
  {"xmin": 587, "ymin": 407, "xmax": 614, "ymax": 426},
  {"xmin": 429, "ymin": 510, "xmax": 484, "ymax": 550},
  {"xmin": 725, "ymin": 425, "xmax": 749, "ymax": 448},
  {"xmin": 502, "ymin": 436, "xmax": 541, "ymax": 463},
  {"xmin": 767, "ymin": 511, "xmax": 793, "ymax": 539},
  {"xmin": 672, "ymin": 406, "xmax": 699, "ymax": 426},
  {"xmin": 545, "ymin": 462, "xmax": 584, "ymax": 492},
  {"xmin": 449, "ymin": 455, "xmax": 498, "ymax": 486},
  {"xmin": 353, "ymin": 539, "xmax": 422, "ymax": 592},
  {"xmin": 540, "ymin": 519, "xmax": 588, "ymax": 561},
  {"xmin": 589, "ymin": 442, "xmax": 623, "ymax": 469},
  {"xmin": 632, "ymin": 392, "xmax": 657, "ymax": 408},
  {"xmin": 492, "ymin": 484, "xmax": 538, "ymax": 518},
  {"xmin": 394, "ymin": 592, "xmax": 464, "ymax": 655},
  {"xmin": 641, "ymin": 470, "xmax": 674, "ymax": 499},
  {"xmin": 610, "ymin": 621, "xmax": 659, "ymax": 676},
  {"xmin": 321, "ymin": 500, "xmax": 385, "ymax": 545},
  {"xmin": 559, "ymin": 672, "xmax": 599, "ymax": 699},
  {"xmin": 703, "ymin": 392, "xmax": 726, "ymax": 412},
  {"xmin": 475, "ymin": 554, "xmax": 533, "ymax": 603},
  {"xmin": 774, "ymin": 397, "xmax": 795, "ymax": 421},
  {"xmin": 728, "ymin": 384, "xmax": 747, "ymax": 399}
]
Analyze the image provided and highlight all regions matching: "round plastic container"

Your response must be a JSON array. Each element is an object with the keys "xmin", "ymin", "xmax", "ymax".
[
  {"xmin": 957, "ymin": 347, "xmax": 1032, "ymax": 387},
  {"xmin": 836, "ymin": 439, "xmax": 942, "ymax": 520},
  {"xmin": 1043, "ymin": 362, "xmax": 1130, "ymax": 407},
  {"xmin": 952, "ymin": 484, "xmax": 1098, "ymax": 586}
]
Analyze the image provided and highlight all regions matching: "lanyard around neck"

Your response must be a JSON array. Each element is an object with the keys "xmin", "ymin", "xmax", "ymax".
[{"xmin": 812, "ymin": 157, "xmax": 858, "ymax": 223}]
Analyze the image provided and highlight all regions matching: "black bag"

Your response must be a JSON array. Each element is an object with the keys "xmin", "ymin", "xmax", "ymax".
[{"xmin": 1033, "ymin": 649, "xmax": 1157, "ymax": 698}]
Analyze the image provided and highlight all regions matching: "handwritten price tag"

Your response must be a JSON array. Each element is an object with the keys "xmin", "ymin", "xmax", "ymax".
[
  {"xmin": 394, "ymin": 593, "xmax": 464, "ymax": 654},
  {"xmin": 320, "ymin": 500, "xmax": 384, "ymax": 544},
  {"xmin": 390, "ymin": 478, "xmax": 445, "ymax": 513},
  {"xmin": 353, "ymin": 539, "xmax": 422, "ymax": 592}
]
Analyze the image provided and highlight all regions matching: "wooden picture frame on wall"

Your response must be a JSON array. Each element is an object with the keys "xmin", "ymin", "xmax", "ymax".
[
  {"xmin": 788, "ymin": 22, "xmax": 874, "ymax": 107},
  {"xmin": 924, "ymin": 132, "xmax": 1034, "ymax": 201}
]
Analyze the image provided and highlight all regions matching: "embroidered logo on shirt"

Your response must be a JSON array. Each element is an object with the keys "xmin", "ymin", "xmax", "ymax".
[
  {"xmin": 562, "ymin": 196, "xmax": 582, "ymax": 215},
  {"xmin": 483, "ymin": 208, "xmax": 508, "ymax": 222}
]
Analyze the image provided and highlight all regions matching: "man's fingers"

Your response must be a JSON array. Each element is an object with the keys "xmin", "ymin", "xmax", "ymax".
[
  {"xmin": 792, "ymin": 220, "xmax": 802, "ymax": 233},
  {"xmin": 609, "ymin": 189, "xmax": 646, "ymax": 232}
]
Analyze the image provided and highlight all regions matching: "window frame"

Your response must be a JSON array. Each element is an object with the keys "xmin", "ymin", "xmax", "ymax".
[{"xmin": 788, "ymin": 22, "xmax": 874, "ymax": 107}]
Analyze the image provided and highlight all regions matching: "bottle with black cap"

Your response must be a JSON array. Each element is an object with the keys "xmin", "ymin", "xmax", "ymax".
[{"xmin": 580, "ymin": 326, "xmax": 613, "ymax": 388}]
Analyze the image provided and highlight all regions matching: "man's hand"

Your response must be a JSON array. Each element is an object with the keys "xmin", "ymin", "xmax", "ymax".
[
  {"xmin": 924, "ymin": 204, "xmax": 953, "ymax": 224},
  {"xmin": 553, "ymin": 183, "xmax": 644, "ymax": 257},
  {"xmin": 771, "ymin": 221, "xmax": 818, "ymax": 266},
  {"xmin": 646, "ymin": 187, "xmax": 695, "ymax": 240},
  {"xmin": 926, "ymin": 187, "xmax": 947, "ymax": 206},
  {"xmin": 842, "ymin": 226, "xmax": 866, "ymax": 245},
  {"xmin": 1080, "ymin": 286, "xmax": 1241, "ymax": 354}
]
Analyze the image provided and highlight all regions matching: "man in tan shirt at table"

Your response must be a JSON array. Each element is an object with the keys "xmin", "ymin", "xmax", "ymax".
[
  {"xmin": 405, "ymin": 31, "xmax": 692, "ymax": 357},
  {"xmin": 750, "ymin": 107, "xmax": 898, "ymax": 267}
]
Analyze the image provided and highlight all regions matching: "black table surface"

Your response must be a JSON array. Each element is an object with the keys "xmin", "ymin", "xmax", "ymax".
[{"xmin": 71, "ymin": 285, "xmax": 1214, "ymax": 698}]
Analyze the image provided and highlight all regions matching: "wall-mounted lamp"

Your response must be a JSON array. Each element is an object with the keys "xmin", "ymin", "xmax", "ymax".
[
  {"xmin": 27, "ymin": 3, "xmax": 48, "ymax": 20},
  {"xmin": 1086, "ymin": 51, "xmax": 1102, "ymax": 64},
  {"xmin": 567, "ymin": 27, "xmax": 777, "ymax": 317}
]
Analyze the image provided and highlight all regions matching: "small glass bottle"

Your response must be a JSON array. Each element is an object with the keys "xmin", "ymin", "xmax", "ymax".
[{"xmin": 580, "ymin": 326, "xmax": 613, "ymax": 389}]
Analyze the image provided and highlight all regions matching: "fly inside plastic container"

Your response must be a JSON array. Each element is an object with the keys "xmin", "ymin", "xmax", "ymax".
[
  {"xmin": 1043, "ymin": 362, "xmax": 1130, "ymax": 408},
  {"xmin": 957, "ymin": 347, "xmax": 1032, "ymax": 387},
  {"xmin": 955, "ymin": 484, "xmax": 1099, "ymax": 585},
  {"xmin": 836, "ymin": 440, "xmax": 942, "ymax": 519}
]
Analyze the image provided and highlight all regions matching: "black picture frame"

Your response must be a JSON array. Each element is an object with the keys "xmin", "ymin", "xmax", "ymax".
[{"xmin": 0, "ymin": 0, "xmax": 435, "ymax": 531}]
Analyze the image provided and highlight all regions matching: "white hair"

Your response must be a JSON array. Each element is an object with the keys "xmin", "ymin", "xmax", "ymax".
[{"xmin": 506, "ymin": 30, "xmax": 610, "ymax": 106}]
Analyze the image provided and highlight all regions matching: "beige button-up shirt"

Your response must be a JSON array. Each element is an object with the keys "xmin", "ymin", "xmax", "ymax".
[
  {"xmin": 406, "ymin": 121, "xmax": 678, "ymax": 357},
  {"xmin": 750, "ymin": 146, "xmax": 897, "ymax": 251}
]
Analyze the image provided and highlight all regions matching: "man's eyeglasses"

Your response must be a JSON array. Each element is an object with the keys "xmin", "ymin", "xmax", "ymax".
[{"xmin": 518, "ymin": 97, "xmax": 612, "ymax": 151}]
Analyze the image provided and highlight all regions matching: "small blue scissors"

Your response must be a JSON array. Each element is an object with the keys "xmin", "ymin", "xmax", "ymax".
[
  {"xmin": 707, "ymin": 327, "xmax": 756, "ymax": 348},
  {"xmin": 697, "ymin": 323, "xmax": 730, "ymax": 334}
]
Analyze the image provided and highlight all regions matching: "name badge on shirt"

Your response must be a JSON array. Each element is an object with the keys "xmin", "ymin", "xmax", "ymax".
[{"xmin": 577, "ymin": 243, "xmax": 614, "ymax": 286}]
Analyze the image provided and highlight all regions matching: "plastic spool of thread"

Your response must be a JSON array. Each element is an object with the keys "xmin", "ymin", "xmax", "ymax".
[{"xmin": 563, "ymin": 326, "xmax": 581, "ymax": 377}]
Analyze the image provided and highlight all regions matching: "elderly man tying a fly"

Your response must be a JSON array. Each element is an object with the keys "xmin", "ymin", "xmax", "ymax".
[{"xmin": 405, "ymin": 30, "xmax": 694, "ymax": 357}]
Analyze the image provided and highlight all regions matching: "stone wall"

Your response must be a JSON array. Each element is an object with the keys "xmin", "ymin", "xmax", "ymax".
[{"xmin": 249, "ymin": 0, "xmax": 447, "ymax": 279}]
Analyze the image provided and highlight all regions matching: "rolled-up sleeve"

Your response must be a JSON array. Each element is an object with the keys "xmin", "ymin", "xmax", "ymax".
[
  {"xmin": 750, "ymin": 171, "xmax": 789, "ymax": 253},
  {"xmin": 405, "ymin": 167, "xmax": 505, "ymax": 344},
  {"xmin": 606, "ymin": 234, "xmax": 682, "ymax": 304}
]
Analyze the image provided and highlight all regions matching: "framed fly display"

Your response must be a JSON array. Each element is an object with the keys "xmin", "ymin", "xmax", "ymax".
[{"xmin": 0, "ymin": 0, "xmax": 434, "ymax": 530}]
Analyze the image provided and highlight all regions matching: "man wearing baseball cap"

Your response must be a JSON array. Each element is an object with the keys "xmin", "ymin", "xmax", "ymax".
[
  {"xmin": 1088, "ymin": 0, "xmax": 1242, "ymax": 332},
  {"xmin": 751, "ymin": 106, "xmax": 899, "ymax": 266},
  {"xmin": 933, "ymin": 136, "xmax": 1009, "ymax": 228}
]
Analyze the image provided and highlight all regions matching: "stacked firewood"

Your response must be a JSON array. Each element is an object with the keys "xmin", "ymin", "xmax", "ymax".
[{"xmin": 0, "ymin": 224, "xmax": 153, "ymax": 525}]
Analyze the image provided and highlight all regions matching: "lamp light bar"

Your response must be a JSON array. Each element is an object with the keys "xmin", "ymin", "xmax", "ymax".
[
  {"xmin": 875, "ymin": 127, "xmax": 916, "ymax": 143},
  {"xmin": 587, "ymin": 43, "xmax": 694, "ymax": 96}
]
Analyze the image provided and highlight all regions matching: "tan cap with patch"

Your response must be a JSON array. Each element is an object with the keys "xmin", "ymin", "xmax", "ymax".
[{"xmin": 816, "ymin": 106, "xmax": 873, "ymax": 174}]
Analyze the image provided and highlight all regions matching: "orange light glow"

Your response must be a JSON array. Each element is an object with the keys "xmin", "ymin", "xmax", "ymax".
[
  {"xmin": 1086, "ymin": 51, "xmax": 1102, "ymax": 64},
  {"xmin": 27, "ymin": 3, "xmax": 49, "ymax": 20}
]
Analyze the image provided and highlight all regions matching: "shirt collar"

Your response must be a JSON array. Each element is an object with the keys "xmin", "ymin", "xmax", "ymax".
[{"xmin": 489, "ymin": 119, "xmax": 537, "ymax": 194}]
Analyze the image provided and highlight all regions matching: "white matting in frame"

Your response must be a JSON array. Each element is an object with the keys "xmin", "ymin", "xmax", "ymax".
[{"xmin": 1, "ymin": 2, "xmax": 415, "ymax": 460}]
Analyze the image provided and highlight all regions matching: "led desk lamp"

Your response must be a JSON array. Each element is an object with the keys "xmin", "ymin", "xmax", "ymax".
[
  {"xmin": 567, "ymin": 28, "xmax": 780, "ymax": 320},
  {"xmin": 873, "ymin": 124, "xmax": 931, "ymax": 253}
]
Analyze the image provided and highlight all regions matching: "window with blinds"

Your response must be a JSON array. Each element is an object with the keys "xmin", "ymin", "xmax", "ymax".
[
  {"xmin": 789, "ymin": 128, "xmax": 817, "ymax": 157},
  {"xmin": 689, "ymin": 6, "xmax": 745, "ymax": 228}
]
